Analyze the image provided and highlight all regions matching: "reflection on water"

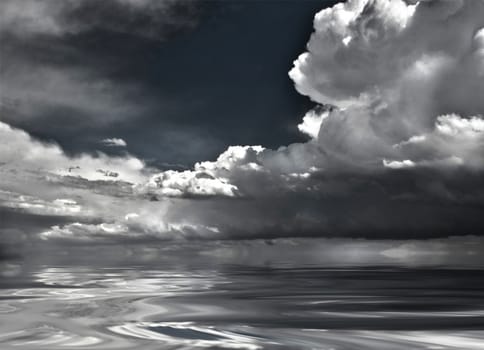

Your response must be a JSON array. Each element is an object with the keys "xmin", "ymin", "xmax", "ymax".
[{"xmin": 1, "ymin": 262, "xmax": 484, "ymax": 349}]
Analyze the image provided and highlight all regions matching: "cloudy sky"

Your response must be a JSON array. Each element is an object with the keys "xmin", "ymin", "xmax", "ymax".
[{"xmin": 1, "ymin": 0, "xmax": 484, "ymax": 265}]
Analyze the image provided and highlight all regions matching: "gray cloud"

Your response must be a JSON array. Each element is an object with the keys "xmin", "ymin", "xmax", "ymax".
[
  {"xmin": 0, "ymin": 0, "xmax": 203, "ymax": 131},
  {"xmin": 0, "ymin": 0, "xmax": 200, "ymax": 39}
]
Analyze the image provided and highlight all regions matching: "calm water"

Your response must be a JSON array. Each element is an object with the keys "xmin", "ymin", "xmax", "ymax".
[{"xmin": 1, "ymin": 252, "xmax": 484, "ymax": 350}]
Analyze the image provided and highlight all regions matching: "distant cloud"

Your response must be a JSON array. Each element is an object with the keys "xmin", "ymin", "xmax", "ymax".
[
  {"xmin": 138, "ymin": 146, "xmax": 263, "ymax": 198},
  {"xmin": 383, "ymin": 159, "xmax": 416, "ymax": 169},
  {"xmin": 101, "ymin": 138, "xmax": 127, "ymax": 147},
  {"xmin": 0, "ymin": 190, "xmax": 84, "ymax": 217},
  {"xmin": 0, "ymin": 122, "xmax": 146, "ymax": 184},
  {"xmin": 40, "ymin": 218, "xmax": 222, "ymax": 243},
  {"xmin": 0, "ymin": 0, "xmax": 201, "ymax": 39}
]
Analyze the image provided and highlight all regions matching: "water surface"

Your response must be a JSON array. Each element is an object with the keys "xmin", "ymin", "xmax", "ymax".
[{"xmin": 1, "ymin": 254, "xmax": 484, "ymax": 349}]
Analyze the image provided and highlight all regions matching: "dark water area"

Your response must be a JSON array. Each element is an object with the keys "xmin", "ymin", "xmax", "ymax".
[{"xmin": 1, "ymin": 248, "xmax": 484, "ymax": 350}]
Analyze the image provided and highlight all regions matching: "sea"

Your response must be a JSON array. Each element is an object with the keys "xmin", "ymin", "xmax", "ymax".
[{"xmin": 1, "ymin": 239, "xmax": 484, "ymax": 350}]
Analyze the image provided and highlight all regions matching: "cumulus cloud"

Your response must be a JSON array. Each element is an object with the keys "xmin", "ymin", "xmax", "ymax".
[
  {"xmin": 289, "ymin": 0, "xmax": 484, "ymax": 170},
  {"xmin": 384, "ymin": 114, "xmax": 484, "ymax": 169},
  {"xmin": 138, "ymin": 146, "xmax": 264, "ymax": 198}
]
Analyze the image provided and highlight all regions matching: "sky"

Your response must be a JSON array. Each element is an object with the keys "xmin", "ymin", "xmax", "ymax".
[
  {"xmin": 1, "ymin": 0, "xmax": 484, "ymax": 265},
  {"xmin": 1, "ymin": 0, "xmax": 329, "ymax": 167}
]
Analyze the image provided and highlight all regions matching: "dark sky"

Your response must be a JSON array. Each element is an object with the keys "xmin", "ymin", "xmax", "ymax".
[{"xmin": 2, "ymin": 0, "xmax": 338, "ymax": 167}]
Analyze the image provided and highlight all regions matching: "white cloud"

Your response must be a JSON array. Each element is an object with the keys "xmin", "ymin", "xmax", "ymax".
[
  {"xmin": 383, "ymin": 159, "xmax": 415, "ymax": 169},
  {"xmin": 297, "ymin": 107, "xmax": 328, "ymax": 139},
  {"xmin": 0, "ymin": 121, "xmax": 154, "ymax": 241},
  {"xmin": 289, "ymin": 0, "xmax": 417, "ymax": 108},
  {"xmin": 436, "ymin": 114, "xmax": 484, "ymax": 137},
  {"xmin": 101, "ymin": 138, "xmax": 127, "ymax": 147},
  {"xmin": 390, "ymin": 114, "xmax": 484, "ymax": 169},
  {"xmin": 40, "ymin": 223, "xmax": 132, "ymax": 242},
  {"xmin": 40, "ymin": 217, "xmax": 222, "ymax": 242},
  {"xmin": 138, "ymin": 146, "xmax": 265, "ymax": 198},
  {"xmin": 140, "ymin": 170, "xmax": 238, "ymax": 198},
  {"xmin": 286, "ymin": 0, "xmax": 484, "ymax": 175},
  {"xmin": 0, "ymin": 121, "xmax": 147, "ymax": 184},
  {"xmin": 393, "ymin": 135, "xmax": 426, "ymax": 148},
  {"xmin": 0, "ymin": 190, "xmax": 84, "ymax": 216}
]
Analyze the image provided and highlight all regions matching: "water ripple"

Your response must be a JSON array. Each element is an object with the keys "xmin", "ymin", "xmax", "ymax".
[{"xmin": 1, "ymin": 265, "xmax": 484, "ymax": 349}]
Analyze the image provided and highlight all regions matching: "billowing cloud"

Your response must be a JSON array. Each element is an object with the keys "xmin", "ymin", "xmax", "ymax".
[
  {"xmin": 289, "ymin": 0, "xmax": 484, "ymax": 170},
  {"xmin": 138, "ymin": 146, "xmax": 264, "ymax": 198},
  {"xmin": 386, "ymin": 114, "xmax": 484, "ymax": 169}
]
